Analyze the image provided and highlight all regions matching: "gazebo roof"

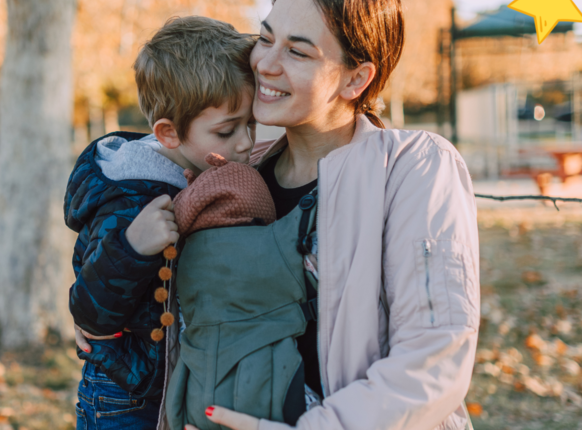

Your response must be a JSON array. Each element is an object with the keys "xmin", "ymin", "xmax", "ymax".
[{"xmin": 455, "ymin": 5, "xmax": 574, "ymax": 39}]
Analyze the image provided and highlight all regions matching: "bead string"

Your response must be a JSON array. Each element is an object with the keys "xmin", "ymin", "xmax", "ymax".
[{"xmin": 151, "ymin": 245, "xmax": 178, "ymax": 342}]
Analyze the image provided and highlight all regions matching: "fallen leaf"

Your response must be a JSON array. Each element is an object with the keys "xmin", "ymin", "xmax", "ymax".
[
  {"xmin": 526, "ymin": 334, "xmax": 545, "ymax": 350},
  {"xmin": 534, "ymin": 353, "xmax": 554, "ymax": 367},
  {"xmin": 466, "ymin": 402, "xmax": 483, "ymax": 417},
  {"xmin": 555, "ymin": 339, "xmax": 569, "ymax": 355},
  {"xmin": 561, "ymin": 358, "xmax": 580, "ymax": 376},
  {"xmin": 555, "ymin": 320, "xmax": 572, "ymax": 335},
  {"xmin": 514, "ymin": 381, "xmax": 526, "ymax": 392},
  {"xmin": 522, "ymin": 271, "xmax": 543, "ymax": 283}
]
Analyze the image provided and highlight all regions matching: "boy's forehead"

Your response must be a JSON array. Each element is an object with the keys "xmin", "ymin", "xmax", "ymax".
[{"xmin": 196, "ymin": 91, "xmax": 254, "ymax": 125}]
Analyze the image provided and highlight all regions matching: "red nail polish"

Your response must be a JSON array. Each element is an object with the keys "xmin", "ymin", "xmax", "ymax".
[
  {"xmin": 84, "ymin": 348, "xmax": 89, "ymax": 352},
  {"xmin": 114, "ymin": 332, "xmax": 123, "ymax": 338},
  {"xmin": 205, "ymin": 406, "xmax": 215, "ymax": 417}
]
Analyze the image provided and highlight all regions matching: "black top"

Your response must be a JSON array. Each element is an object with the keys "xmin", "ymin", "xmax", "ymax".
[{"xmin": 260, "ymin": 151, "xmax": 323, "ymax": 398}]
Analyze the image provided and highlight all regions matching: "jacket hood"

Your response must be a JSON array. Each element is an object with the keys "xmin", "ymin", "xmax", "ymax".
[{"xmin": 64, "ymin": 131, "xmax": 185, "ymax": 233}]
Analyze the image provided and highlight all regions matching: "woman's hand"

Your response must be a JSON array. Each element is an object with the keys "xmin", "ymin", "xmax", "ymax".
[
  {"xmin": 74, "ymin": 324, "xmax": 122, "ymax": 353},
  {"xmin": 185, "ymin": 406, "xmax": 259, "ymax": 430}
]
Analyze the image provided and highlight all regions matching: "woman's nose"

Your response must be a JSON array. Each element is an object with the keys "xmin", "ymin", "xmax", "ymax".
[{"xmin": 256, "ymin": 46, "xmax": 282, "ymax": 77}]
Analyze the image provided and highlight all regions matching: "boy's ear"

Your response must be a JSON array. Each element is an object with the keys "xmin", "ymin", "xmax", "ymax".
[
  {"xmin": 339, "ymin": 61, "xmax": 376, "ymax": 102},
  {"xmin": 153, "ymin": 118, "xmax": 181, "ymax": 150}
]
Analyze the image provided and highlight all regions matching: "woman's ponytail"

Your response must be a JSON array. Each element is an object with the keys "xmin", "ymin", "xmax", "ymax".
[
  {"xmin": 313, "ymin": 0, "xmax": 404, "ymax": 129},
  {"xmin": 360, "ymin": 97, "xmax": 387, "ymax": 129}
]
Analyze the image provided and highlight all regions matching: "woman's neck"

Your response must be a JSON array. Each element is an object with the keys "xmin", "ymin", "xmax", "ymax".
[{"xmin": 275, "ymin": 111, "xmax": 356, "ymax": 188}]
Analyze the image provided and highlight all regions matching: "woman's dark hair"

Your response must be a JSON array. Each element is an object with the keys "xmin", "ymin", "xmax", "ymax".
[{"xmin": 313, "ymin": 0, "xmax": 405, "ymax": 128}]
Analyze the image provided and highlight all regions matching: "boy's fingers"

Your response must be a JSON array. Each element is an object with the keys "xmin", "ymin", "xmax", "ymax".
[
  {"xmin": 167, "ymin": 221, "xmax": 178, "ymax": 232},
  {"xmin": 206, "ymin": 406, "xmax": 259, "ymax": 430},
  {"xmin": 80, "ymin": 329, "xmax": 119, "ymax": 340},
  {"xmin": 168, "ymin": 231, "xmax": 180, "ymax": 244},
  {"xmin": 185, "ymin": 426, "xmax": 200, "ymax": 430},
  {"xmin": 74, "ymin": 324, "xmax": 91, "ymax": 353},
  {"xmin": 148, "ymin": 194, "xmax": 173, "ymax": 210},
  {"xmin": 161, "ymin": 210, "xmax": 175, "ymax": 222}
]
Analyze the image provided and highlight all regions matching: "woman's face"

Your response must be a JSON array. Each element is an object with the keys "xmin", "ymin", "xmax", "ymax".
[{"xmin": 250, "ymin": 0, "xmax": 351, "ymax": 128}]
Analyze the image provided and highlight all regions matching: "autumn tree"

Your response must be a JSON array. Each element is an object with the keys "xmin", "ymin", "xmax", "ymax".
[
  {"xmin": 72, "ymin": 0, "xmax": 256, "ymax": 145},
  {"xmin": 0, "ymin": 0, "xmax": 77, "ymax": 348},
  {"xmin": 383, "ymin": 0, "xmax": 452, "ymax": 126}
]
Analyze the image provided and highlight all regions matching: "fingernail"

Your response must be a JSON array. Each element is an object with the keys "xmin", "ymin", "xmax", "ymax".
[
  {"xmin": 114, "ymin": 332, "xmax": 123, "ymax": 338},
  {"xmin": 84, "ymin": 348, "xmax": 89, "ymax": 352},
  {"xmin": 205, "ymin": 406, "xmax": 215, "ymax": 417}
]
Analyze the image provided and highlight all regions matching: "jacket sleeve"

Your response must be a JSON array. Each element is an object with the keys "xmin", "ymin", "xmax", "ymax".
[
  {"xmin": 69, "ymin": 196, "xmax": 164, "ymax": 336},
  {"xmin": 261, "ymin": 137, "xmax": 480, "ymax": 430}
]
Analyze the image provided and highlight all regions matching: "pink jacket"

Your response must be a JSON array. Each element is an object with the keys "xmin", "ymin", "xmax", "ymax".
[{"xmin": 251, "ymin": 115, "xmax": 480, "ymax": 430}]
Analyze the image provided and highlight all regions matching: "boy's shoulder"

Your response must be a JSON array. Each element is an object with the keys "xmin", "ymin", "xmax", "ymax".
[{"xmin": 64, "ymin": 131, "xmax": 183, "ymax": 233}]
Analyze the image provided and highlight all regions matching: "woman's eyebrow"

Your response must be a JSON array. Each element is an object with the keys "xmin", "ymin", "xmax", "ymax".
[
  {"xmin": 261, "ymin": 20, "xmax": 317, "ymax": 49},
  {"xmin": 288, "ymin": 35, "xmax": 316, "ymax": 48},
  {"xmin": 261, "ymin": 20, "xmax": 273, "ymax": 34}
]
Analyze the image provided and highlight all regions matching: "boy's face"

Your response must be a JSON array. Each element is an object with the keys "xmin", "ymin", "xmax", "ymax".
[{"xmin": 179, "ymin": 89, "xmax": 256, "ymax": 174}]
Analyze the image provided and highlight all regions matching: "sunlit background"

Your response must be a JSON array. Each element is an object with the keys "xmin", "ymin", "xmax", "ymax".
[{"xmin": 1, "ymin": 1, "xmax": 582, "ymax": 429}]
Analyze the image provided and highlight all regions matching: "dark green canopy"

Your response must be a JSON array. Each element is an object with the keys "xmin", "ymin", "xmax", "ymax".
[{"xmin": 455, "ymin": 5, "xmax": 574, "ymax": 39}]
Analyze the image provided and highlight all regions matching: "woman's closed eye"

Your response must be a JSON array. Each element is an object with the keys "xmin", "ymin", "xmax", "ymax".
[
  {"xmin": 290, "ymin": 48, "xmax": 308, "ymax": 58},
  {"xmin": 258, "ymin": 35, "xmax": 271, "ymax": 45}
]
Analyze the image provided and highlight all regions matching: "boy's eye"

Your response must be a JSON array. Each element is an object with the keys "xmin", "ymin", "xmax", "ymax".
[
  {"xmin": 218, "ymin": 129, "xmax": 235, "ymax": 139},
  {"xmin": 258, "ymin": 35, "xmax": 271, "ymax": 44}
]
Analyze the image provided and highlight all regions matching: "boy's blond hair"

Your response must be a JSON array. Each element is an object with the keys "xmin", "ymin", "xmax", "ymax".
[{"xmin": 134, "ymin": 16, "xmax": 255, "ymax": 141}]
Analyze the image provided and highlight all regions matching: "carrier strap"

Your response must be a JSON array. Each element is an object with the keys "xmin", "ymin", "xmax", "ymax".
[
  {"xmin": 300, "ymin": 297, "xmax": 318, "ymax": 322},
  {"xmin": 298, "ymin": 189, "xmax": 319, "ymax": 322}
]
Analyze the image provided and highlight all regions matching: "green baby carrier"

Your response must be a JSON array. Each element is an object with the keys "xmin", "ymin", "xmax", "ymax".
[{"xmin": 165, "ymin": 191, "xmax": 319, "ymax": 430}]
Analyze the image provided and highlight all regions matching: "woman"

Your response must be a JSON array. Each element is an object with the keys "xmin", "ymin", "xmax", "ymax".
[{"xmin": 190, "ymin": 0, "xmax": 479, "ymax": 429}]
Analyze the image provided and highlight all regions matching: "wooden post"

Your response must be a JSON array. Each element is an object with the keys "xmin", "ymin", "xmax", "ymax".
[{"xmin": 449, "ymin": 7, "xmax": 458, "ymax": 145}]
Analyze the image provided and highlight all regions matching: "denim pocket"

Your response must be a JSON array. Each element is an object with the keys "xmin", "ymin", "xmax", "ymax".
[
  {"xmin": 75, "ymin": 402, "xmax": 88, "ymax": 430},
  {"xmin": 97, "ymin": 394, "xmax": 147, "ymax": 416}
]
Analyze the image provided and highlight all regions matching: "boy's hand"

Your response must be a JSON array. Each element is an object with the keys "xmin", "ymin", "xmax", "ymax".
[
  {"xmin": 126, "ymin": 195, "xmax": 179, "ymax": 256},
  {"xmin": 74, "ymin": 324, "xmax": 121, "ymax": 353}
]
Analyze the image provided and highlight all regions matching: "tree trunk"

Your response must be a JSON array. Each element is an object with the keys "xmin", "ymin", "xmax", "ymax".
[{"xmin": 0, "ymin": 0, "xmax": 76, "ymax": 348}]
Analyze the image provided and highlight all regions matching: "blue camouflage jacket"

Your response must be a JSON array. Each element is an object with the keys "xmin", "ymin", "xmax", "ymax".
[{"xmin": 64, "ymin": 131, "xmax": 181, "ymax": 400}]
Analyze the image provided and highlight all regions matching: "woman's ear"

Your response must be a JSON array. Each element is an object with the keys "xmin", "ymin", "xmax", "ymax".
[
  {"xmin": 339, "ymin": 62, "xmax": 376, "ymax": 102},
  {"xmin": 153, "ymin": 118, "xmax": 181, "ymax": 150}
]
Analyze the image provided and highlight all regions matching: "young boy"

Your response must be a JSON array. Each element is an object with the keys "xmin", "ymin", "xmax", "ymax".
[{"xmin": 64, "ymin": 16, "xmax": 256, "ymax": 429}]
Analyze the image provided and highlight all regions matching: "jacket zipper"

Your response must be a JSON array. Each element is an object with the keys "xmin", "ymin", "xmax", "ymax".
[{"xmin": 422, "ymin": 240, "xmax": 435, "ymax": 326}]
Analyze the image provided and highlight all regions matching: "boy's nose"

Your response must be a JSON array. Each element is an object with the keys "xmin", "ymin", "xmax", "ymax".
[{"xmin": 238, "ymin": 131, "xmax": 254, "ymax": 155}]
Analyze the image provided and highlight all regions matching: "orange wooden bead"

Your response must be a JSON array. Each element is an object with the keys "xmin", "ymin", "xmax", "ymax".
[
  {"xmin": 151, "ymin": 328, "xmax": 164, "ymax": 342},
  {"xmin": 160, "ymin": 312, "xmax": 175, "ymax": 326},
  {"xmin": 154, "ymin": 287, "xmax": 168, "ymax": 303},
  {"xmin": 163, "ymin": 246, "xmax": 178, "ymax": 260},
  {"xmin": 158, "ymin": 267, "xmax": 172, "ymax": 281}
]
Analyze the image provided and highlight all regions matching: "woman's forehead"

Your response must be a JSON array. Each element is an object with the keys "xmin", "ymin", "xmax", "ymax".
[{"xmin": 265, "ymin": 0, "xmax": 326, "ymax": 42}]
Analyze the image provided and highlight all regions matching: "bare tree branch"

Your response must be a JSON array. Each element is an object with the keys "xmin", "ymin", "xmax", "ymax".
[{"xmin": 475, "ymin": 194, "xmax": 582, "ymax": 211}]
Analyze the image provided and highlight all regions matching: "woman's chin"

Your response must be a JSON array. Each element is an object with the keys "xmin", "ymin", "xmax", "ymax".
[{"xmin": 254, "ymin": 106, "xmax": 291, "ymax": 128}]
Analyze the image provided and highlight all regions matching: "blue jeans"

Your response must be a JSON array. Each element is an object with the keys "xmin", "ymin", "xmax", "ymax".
[{"xmin": 76, "ymin": 362, "xmax": 160, "ymax": 430}]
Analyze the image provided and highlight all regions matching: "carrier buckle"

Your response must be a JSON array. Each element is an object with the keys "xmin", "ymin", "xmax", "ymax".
[{"xmin": 299, "ymin": 194, "xmax": 316, "ymax": 210}]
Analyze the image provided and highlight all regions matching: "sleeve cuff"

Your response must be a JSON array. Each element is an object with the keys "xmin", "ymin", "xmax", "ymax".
[{"xmin": 118, "ymin": 228, "xmax": 163, "ymax": 262}]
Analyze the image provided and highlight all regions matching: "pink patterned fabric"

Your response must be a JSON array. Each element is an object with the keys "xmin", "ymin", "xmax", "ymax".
[{"xmin": 173, "ymin": 153, "xmax": 276, "ymax": 237}]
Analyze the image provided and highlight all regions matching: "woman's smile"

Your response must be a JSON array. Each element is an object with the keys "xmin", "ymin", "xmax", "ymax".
[{"xmin": 257, "ymin": 79, "xmax": 291, "ymax": 103}]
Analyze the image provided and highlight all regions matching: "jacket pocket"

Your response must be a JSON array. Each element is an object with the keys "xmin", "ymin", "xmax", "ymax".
[{"xmin": 415, "ymin": 239, "xmax": 479, "ymax": 329}]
